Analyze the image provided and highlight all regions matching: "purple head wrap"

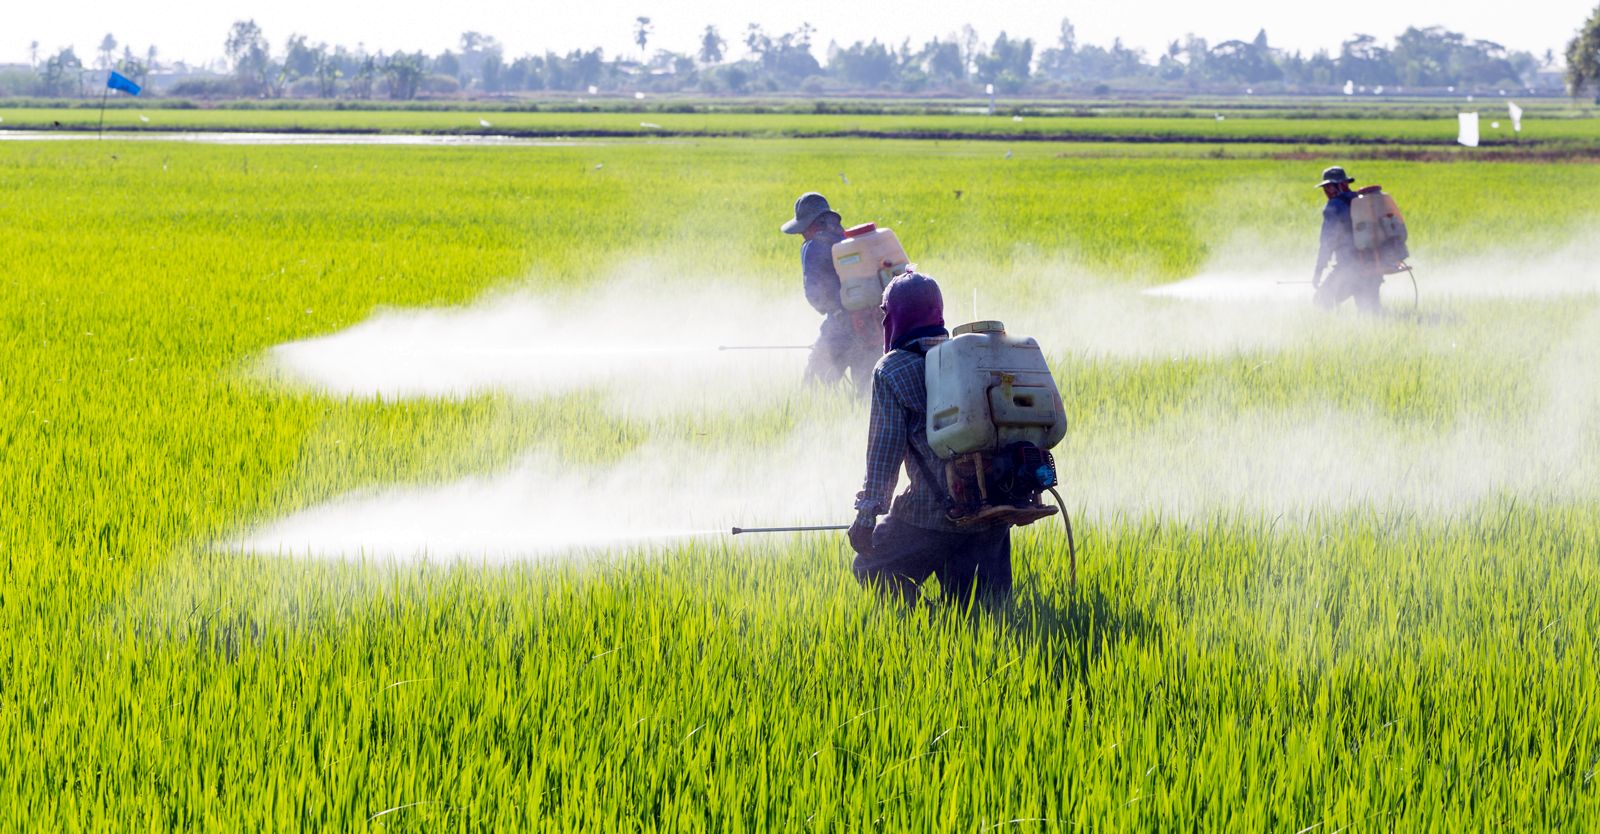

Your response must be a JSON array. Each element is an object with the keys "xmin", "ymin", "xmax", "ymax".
[{"xmin": 881, "ymin": 271, "xmax": 945, "ymax": 352}]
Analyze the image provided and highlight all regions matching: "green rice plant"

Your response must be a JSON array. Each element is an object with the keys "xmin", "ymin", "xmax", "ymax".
[{"xmin": 0, "ymin": 134, "xmax": 1597, "ymax": 830}]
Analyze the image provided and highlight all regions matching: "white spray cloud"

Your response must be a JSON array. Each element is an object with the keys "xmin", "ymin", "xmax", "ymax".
[
  {"xmin": 1035, "ymin": 275, "xmax": 1318, "ymax": 358},
  {"xmin": 1144, "ymin": 237, "xmax": 1600, "ymax": 304},
  {"xmin": 234, "ymin": 415, "xmax": 866, "ymax": 561},
  {"xmin": 236, "ymin": 256, "xmax": 1599, "ymax": 562},
  {"xmin": 264, "ymin": 272, "xmax": 815, "ymax": 416},
  {"xmin": 934, "ymin": 261, "xmax": 1324, "ymax": 361},
  {"xmin": 1069, "ymin": 307, "xmax": 1600, "ymax": 521}
]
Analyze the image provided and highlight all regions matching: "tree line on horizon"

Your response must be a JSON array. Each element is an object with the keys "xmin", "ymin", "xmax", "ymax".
[{"xmin": 7, "ymin": 10, "xmax": 1600, "ymax": 102}]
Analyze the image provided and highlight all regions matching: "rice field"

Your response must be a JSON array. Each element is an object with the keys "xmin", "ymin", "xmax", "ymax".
[
  {"xmin": 5, "ymin": 102, "xmax": 1600, "ymax": 146},
  {"xmin": 1, "ymin": 131, "xmax": 1598, "ymax": 830}
]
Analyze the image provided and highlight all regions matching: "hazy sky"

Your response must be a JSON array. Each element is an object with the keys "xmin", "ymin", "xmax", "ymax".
[{"xmin": 5, "ymin": 1, "xmax": 1590, "ymax": 68}]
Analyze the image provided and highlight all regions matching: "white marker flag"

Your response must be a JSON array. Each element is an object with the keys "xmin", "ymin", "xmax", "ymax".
[
  {"xmin": 1509, "ymin": 101, "xmax": 1524, "ymax": 132},
  {"xmin": 1458, "ymin": 112, "xmax": 1480, "ymax": 147}
]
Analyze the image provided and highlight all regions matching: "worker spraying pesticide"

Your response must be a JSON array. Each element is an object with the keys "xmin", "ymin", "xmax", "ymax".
[
  {"xmin": 847, "ymin": 272, "xmax": 1072, "ymax": 606},
  {"xmin": 1312, "ymin": 166, "xmax": 1414, "ymax": 313},
  {"xmin": 781, "ymin": 192, "xmax": 892, "ymax": 396}
]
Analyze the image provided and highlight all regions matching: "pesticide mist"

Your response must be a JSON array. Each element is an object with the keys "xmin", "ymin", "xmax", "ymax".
[
  {"xmin": 1146, "ymin": 238, "xmax": 1600, "ymax": 303},
  {"xmin": 234, "ymin": 418, "xmax": 864, "ymax": 561},
  {"xmin": 263, "ymin": 275, "xmax": 815, "ymax": 416},
  {"xmin": 236, "ymin": 262, "xmax": 1600, "ymax": 562}
]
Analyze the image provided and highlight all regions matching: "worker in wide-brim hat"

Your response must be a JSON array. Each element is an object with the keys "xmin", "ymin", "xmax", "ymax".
[
  {"xmin": 782, "ymin": 192, "xmax": 883, "ymax": 396},
  {"xmin": 848, "ymin": 272, "xmax": 1012, "ymax": 606},
  {"xmin": 1312, "ymin": 166, "xmax": 1383, "ymax": 314}
]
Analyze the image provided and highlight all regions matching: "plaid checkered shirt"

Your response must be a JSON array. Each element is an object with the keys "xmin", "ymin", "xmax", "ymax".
[{"xmin": 854, "ymin": 341, "xmax": 960, "ymax": 532}]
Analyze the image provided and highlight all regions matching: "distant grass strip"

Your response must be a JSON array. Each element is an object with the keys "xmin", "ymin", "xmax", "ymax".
[{"xmin": 4, "ymin": 106, "xmax": 1598, "ymax": 147}]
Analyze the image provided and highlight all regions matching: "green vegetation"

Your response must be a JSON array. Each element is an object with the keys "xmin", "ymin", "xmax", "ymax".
[
  {"xmin": 2, "ymin": 135, "xmax": 1597, "ymax": 829},
  {"xmin": 1571, "ymin": 3, "xmax": 1600, "ymax": 100},
  {"xmin": 5, "ymin": 103, "xmax": 1599, "ymax": 147},
  {"xmin": 9, "ymin": 18, "xmax": 1567, "ymax": 100}
]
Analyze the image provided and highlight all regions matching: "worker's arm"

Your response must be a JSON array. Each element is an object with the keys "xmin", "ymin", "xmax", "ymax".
[
  {"xmin": 1315, "ymin": 198, "xmax": 1355, "ymax": 282},
  {"xmin": 801, "ymin": 239, "xmax": 845, "ymax": 316},
  {"xmin": 855, "ymin": 364, "xmax": 908, "ymax": 517},
  {"xmin": 1314, "ymin": 206, "xmax": 1337, "ymax": 281}
]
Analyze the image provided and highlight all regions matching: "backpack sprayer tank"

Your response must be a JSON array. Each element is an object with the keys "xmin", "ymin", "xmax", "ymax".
[
  {"xmin": 1350, "ymin": 185, "xmax": 1411, "ymax": 274},
  {"xmin": 833, "ymin": 223, "xmax": 911, "ymax": 311},
  {"xmin": 924, "ymin": 321, "xmax": 1067, "ymax": 528}
]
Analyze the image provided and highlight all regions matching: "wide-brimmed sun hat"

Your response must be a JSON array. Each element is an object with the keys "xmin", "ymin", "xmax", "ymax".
[
  {"xmin": 1317, "ymin": 166, "xmax": 1355, "ymax": 187},
  {"xmin": 781, "ymin": 192, "xmax": 832, "ymax": 234}
]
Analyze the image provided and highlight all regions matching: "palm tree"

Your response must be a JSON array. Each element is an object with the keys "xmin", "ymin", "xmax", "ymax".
[
  {"xmin": 98, "ymin": 34, "xmax": 118, "ymax": 72},
  {"xmin": 1568, "ymin": 3, "xmax": 1600, "ymax": 101},
  {"xmin": 635, "ymin": 16, "xmax": 653, "ymax": 61},
  {"xmin": 699, "ymin": 25, "xmax": 724, "ymax": 65}
]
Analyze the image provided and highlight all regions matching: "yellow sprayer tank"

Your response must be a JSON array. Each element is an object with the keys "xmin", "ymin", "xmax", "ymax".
[
  {"xmin": 833, "ymin": 222, "xmax": 910, "ymax": 312},
  {"xmin": 924, "ymin": 321, "xmax": 1067, "ymax": 459}
]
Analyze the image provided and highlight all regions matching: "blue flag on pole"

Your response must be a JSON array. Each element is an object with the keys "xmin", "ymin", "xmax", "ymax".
[{"xmin": 107, "ymin": 71, "xmax": 141, "ymax": 96}]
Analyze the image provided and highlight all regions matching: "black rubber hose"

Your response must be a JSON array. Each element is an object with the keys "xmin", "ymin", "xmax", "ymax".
[{"xmin": 1047, "ymin": 487, "xmax": 1077, "ymax": 592}]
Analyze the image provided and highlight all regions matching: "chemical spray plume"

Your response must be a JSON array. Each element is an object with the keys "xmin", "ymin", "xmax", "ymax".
[
  {"xmin": 238, "ymin": 255, "xmax": 1600, "ymax": 562},
  {"xmin": 1065, "ymin": 306, "xmax": 1600, "ymax": 522},
  {"xmin": 262, "ymin": 268, "xmax": 817, "ymax": 417},
  {"xmin": 1145, "ymin": 236, "xmax": 1600, "ymax": 304},
  {"xmin": 952, "ymin": 267, "xmax": 1325, "ymax": 360},
  {"xmin": 232, "ymin": 416, "xmax": 866, "ymax": 561}
]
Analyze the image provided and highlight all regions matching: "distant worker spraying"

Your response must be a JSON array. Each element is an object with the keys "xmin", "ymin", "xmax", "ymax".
[
  {"xmin": 1312, "ymin": 166, "xmax": 1411, "ymax": 314},
  {"xmin": 848, "ymin": 273, "xmax": 1070, "ymax": 605},
  {"xmin": 781, "ymin": 192, "xmax": 885, "ymax": 395}
]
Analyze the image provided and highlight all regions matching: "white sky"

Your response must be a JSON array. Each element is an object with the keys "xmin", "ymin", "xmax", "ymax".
[{"xmin": 4, "ymin": 1, "xmax": 1589, "ymax": 68}]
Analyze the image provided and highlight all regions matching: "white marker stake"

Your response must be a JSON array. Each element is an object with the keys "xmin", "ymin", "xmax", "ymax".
[
  {"xmin": 1509, "ymin": 101, "xmax": 1524, "ymax": 133},
  {"xmin": 1458, "ymin": 113, "xmax": 1480, "ymax": 147}
]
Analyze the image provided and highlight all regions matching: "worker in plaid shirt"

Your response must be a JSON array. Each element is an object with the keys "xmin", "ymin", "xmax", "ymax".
[{"xmin": 848, "ymin": 272, "xmax": 1012, "ymax": 605}]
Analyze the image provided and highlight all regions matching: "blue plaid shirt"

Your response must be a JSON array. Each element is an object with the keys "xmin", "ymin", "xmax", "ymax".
[
  {"xmin": 1317, "ymin": 190, "xmax": 1360, "ymax": 274},
  {"xmin": 854, "ymin": 341, "xmax": 960, "ymax": 532}
]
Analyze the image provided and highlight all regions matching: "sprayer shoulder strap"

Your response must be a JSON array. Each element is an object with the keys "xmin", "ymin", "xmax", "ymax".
[{"xmin": 904, "ymin": 411, "xmax": 956, "ymax": 512}]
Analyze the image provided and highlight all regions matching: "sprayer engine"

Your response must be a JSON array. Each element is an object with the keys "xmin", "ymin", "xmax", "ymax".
[{"xmin": 942, "ymin": 442, "xmax": 1059, "ymax": 526}]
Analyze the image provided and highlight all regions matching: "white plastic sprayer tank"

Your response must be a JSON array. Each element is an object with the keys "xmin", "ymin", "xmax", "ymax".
[
  {"xmin": 924, "ymin": 321, "xmax": 1066, "ymax": 459},
  {"xmin": 833, "ymin": 223, "xmax": 910, "ymax": 312},
  {"xmin": 1350, "ymin": 189, "xmax": 1407, "ymax": 252},
  {"xmin": 1349, "ymin": 186, "xmax": 1411, "ymax": 273}
]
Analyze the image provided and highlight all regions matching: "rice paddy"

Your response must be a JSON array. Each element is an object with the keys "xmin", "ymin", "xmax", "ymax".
[
  {"xmin": 1, "ymin": 122, "xmax": 1597, "ymax": 830},
  {"xmin": 4, "ymin": 102, "xmax": 1599, "ymax": 147}
]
